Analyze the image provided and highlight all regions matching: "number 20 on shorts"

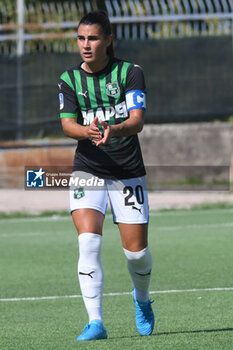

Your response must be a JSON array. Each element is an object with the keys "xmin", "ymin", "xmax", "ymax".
[{"xmin": 123, "ymin": 185, "xmax": 144, "ymax": 206}]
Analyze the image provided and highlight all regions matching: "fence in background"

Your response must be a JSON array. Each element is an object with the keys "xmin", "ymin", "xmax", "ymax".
[
  {"xmin": 106, "ymin": 0, "xmax": 233, "ymax": 39},
  {"xmin": 0, "ymin": 0, "xmax": 98, "ymax": 55},
  {"xmin": 1, "ymin": 36, "xmax": 233, "ymax": 141},
  {"xmin": 0, "ymin": 0, "xmax": 232, "ymax": 54}
]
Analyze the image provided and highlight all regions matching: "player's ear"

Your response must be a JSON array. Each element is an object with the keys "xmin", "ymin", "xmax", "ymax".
[{"xmin": 106, "ymin": 34, "xmax": 112, "ymax": 47}]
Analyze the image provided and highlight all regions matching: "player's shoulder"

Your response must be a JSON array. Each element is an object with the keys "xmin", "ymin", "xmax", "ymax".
[
  {"xmin": 60, "ymin": 65, "xmax": 80, "ymax": 80},
  {"xmin": 59, "ymin": 65, "xmax": 81, "ymax": 91},
  {"xmin": 114, "ymin": 57, "xmax": 144, "ymax": 72},
  {"xmin": 129, "ymin": 62, "xmax": 144, "ymax": 71}
]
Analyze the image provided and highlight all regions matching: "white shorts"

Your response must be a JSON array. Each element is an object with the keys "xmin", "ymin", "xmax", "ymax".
[{"xmin": 69, "ymin": 171, "xmax": 149, "ymax": 224}]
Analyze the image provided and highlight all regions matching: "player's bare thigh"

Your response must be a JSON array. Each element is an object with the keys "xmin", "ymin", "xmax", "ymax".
[
  {"xmin": 72, "ymin": 208, "xmax": 105, "ymax": 235},
  {"xmin": 118, "ymin": 223, "xmax": 148, "ymax": 251}
]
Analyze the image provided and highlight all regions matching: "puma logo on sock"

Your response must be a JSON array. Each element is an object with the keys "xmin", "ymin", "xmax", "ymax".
[{"xmin": 79, "ymin": 271, "xmax": 95, "ymax": 278}]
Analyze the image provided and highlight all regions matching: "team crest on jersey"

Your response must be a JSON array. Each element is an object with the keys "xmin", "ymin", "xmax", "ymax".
[{"xmin": 106, "ymin": 82, "xmax": 120, "ymax": 97}]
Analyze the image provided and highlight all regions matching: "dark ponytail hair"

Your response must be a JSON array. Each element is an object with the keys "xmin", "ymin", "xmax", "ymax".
[{"xmin": 77, "ymin": 10, "xmax": 114, "ymax": 58}]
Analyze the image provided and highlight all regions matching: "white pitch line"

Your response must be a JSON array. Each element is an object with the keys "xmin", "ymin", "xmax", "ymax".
[
  {"xmin": 1, "ymin": 221, "xmax": 233, "ymax": 238},
  {"xmin": 0, "ymin": 232, "xmax": 52, "ymax": 238},
  {"xmin": 1, "ymin": 222, "xmax": 232, "ymax": 238},
  {"xmin": 0, "ymin": 207, "xmax": 233, "ymax": 224},
  {"xmin": 149, "ymin": 208, "xmax": 233, "ymax": 217},
  {"xmin": 0, "ymin": 230, "xmax": 68, "ymax": 238},
  {"xmin": 157, "ymin": 222, "xmax": 233, "ymax": 231},
  {"xmin": 0, "ymin": 216, "xmax": 71, "ymax": 224},
  {"xmin": 1, "ymin": 287, "xmax": 233, "ymax": 302}
]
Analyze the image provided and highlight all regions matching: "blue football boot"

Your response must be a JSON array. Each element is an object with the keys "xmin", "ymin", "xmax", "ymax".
[
  {"xmin": 77, "ymin": 319, "xmax": 107, "ymax": 342},
  {"xmin": 132, "ymin": 288, "xmax": 154, "ymax": 335}
]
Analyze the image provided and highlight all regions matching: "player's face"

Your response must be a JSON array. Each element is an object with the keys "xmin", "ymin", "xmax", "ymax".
[{"xmin": 77, "ymin": 24, "xmax": 112, "ymax": 68}]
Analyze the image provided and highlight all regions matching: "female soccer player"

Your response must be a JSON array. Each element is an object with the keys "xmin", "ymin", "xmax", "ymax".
[{"xmin": 58, "ymin": 10, "xmax": 154, "ymax": 341}]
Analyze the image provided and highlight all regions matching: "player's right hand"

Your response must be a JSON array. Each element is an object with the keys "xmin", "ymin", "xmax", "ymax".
[{"xmin": 87, "ymin": 117, "xmax": 102, "ymax": 144}]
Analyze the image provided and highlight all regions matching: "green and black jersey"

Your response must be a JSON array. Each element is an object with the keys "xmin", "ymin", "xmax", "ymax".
[{"xmin": 58, "ymin": 57, "xmax": 146, "ymax": 179}]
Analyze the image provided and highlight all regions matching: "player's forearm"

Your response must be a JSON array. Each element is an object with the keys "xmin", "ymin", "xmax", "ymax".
[
  {"xmin": 111, "ymin": 111, "xmax": 144, "ymax": 137},
  {"xmin": 61, "ymin": 119, "xmax": 88, "ymax": 140}
]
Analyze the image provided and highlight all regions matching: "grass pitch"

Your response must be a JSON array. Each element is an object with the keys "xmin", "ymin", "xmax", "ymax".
[{"xmin": 1, "ymin": 207, "xmax": 233, "ymax": 349}]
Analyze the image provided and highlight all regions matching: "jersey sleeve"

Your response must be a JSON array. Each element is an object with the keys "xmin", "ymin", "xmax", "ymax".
[
  {"xmin": 125, "ymin": 64, "xmax": 146, "ymax": 112},
  {"xmin": 58, "ymin": 71, "xmax": 77, "ymax": 118}
]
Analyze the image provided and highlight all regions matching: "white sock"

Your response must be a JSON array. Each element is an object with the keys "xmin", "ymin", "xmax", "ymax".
[
  {"xmin": 78, "ymin": 233, "xmax": 104, "ymax": 323},
  {"xmin": 123, "ymin": 246, "xmax": 152, "ymax": 303}
]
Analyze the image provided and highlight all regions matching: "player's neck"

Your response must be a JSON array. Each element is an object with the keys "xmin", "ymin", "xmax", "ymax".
[{"xmin": 82, "ymin": 56, "xmax": 110, "ymax": 73}]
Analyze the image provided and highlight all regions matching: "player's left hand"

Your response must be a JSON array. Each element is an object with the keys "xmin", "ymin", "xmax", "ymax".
[{"xmin": 93, "ymin": 120, "xmax": 112, "ymax": 146}]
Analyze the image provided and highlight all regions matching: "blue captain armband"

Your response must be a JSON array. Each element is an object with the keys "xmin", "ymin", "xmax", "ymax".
[{"xmin": 125, "ymin": 90, "xmax": 146, "ymax": 112}]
